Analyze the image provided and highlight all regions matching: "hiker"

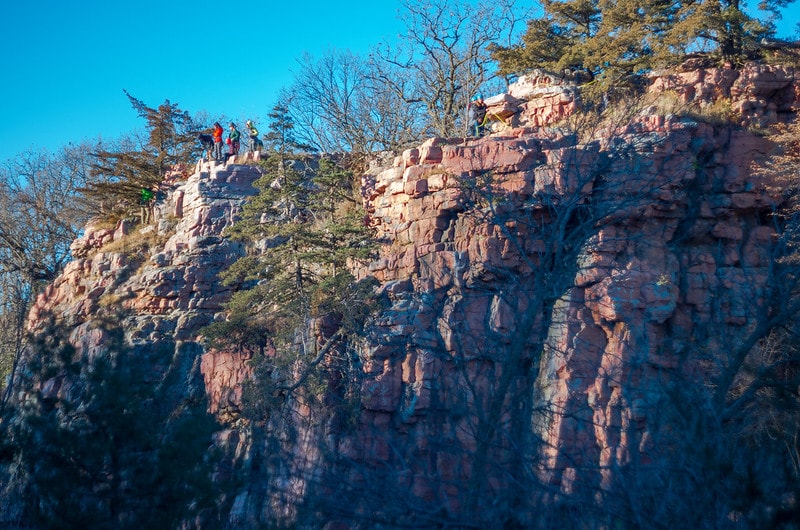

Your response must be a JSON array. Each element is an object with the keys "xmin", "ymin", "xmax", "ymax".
[
  {"xmin": 228, "ymin": 123, "xmax": 241, "ymax": 157},
  {"xmin": 468, "ymin": 95, "xmax": 487, "ymax": 137},
  {"xmin": 212, "ymin": 122, "xmax": 224, "ymax": 161},
  {"xmin": 246, "ymin": 120, "xmax": 263, "ymax": 153},
  {"xmin": 139, "ymin": 187, "xmax": 155, "ymax": 224},
  {"xmin": 198, "ymin": 133, "xmax": 214, "ymax": 161}
]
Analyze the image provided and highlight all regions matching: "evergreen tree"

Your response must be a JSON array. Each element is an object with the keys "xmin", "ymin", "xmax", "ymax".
[
  {"xmin": 203, "ymin": 108, "xmax": 376, "ymax": 358},
  {"xmin": 85, "ymin": 91, "xmax": 199, "ymax": 217},
  {"xmin": 494, "ymin": 0, "xmax": 797, "ymax": 86},
  {"xmin": 666, "ymin": 0, "xmax": 793, "ymax": 60},
  {"xmin": 262, "ymin": 104, "xmax": 313, "ymax": 161},
  {"xmin": 492, "ymin": 0, "xmax": 602, "ymax": 77}
]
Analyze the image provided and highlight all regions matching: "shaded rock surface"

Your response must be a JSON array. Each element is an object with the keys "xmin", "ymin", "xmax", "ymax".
[{"xmin": 347, "ymin": 117, "xmax": 782, "ymax": 520}]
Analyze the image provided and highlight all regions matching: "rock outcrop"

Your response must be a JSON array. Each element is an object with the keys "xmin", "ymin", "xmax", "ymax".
[
  {"xmin": 32, "ymin": 161, "xmax": 259, "ymax": 330},
  {"xmin": 345, "ymin": 113, "xmax": 782, "ymax": 520},
  {"xmin": 649, "ymin": 61, "xmax": 799, "ymax": 127},
  {"xmin": 29, "ymin": 161, "xmax": 262, "ymax": 418},
  {"xmin": 15, "ymin": 62, "xmax": 800, "ymax": 528}
]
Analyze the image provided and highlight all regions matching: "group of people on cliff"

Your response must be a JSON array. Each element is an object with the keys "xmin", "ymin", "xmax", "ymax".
[
  {"xmin": 141, "ymin": 95, "xmax": 492, "ymax": 227},
  {"xmin": 140, "ymin": 120, "xmax": 264, "ymax": 225},
  {"xmin": 197, "ymin": 120, "xmax": 263, "ymax": 163},
  {"xmin": 198, "ymin": 95, "xmax": 490, "ymax": 165}
]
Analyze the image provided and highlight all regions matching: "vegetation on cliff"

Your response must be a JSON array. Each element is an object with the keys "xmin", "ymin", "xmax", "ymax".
[
  {"xmin": 85, "ymin": 91, "xmax": 199, "ymax": 220},
  {"xmin": 201, "ymin": 106, "xmax": 378, "ymax": 420},
  {"xmin": 493, "ymin": 0, "xmax": 798, "ymax": 88}
]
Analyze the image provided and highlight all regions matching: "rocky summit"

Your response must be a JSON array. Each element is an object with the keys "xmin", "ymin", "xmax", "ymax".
[{"xmin": 12, "ymin": 62, "xmax": 800, "ymax": 528}]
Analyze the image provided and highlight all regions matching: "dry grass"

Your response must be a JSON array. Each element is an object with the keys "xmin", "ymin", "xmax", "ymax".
[
  {"xmin": 644, "ymin": 89, "xmax": 741, "ymax": 125},
  {"xmin": 101, "ymin": 223, "xmax": 172, "ymax": 260}
]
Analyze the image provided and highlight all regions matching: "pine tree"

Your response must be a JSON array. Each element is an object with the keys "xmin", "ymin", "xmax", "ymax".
[
  {"xmin": 666, "ymin": 0, "xmax": 791, "ymax": 60},
  {"xmin": 85, "ymin": 91, "xmax": 199, "ymax": 218},
  {"xmin": 203, "ymin": 109, "xmax": 376, "ymax": 353},
  {"xmin": 492, "ymin": 0, "xmax": 602, "ymax": 77},
  {"xmin": 585, "ymin": 0, "xmax": 679, "ymax": 80},
  {"xmin": 493, "ymin": 0, "xmax": 797, "ymax": 85}
]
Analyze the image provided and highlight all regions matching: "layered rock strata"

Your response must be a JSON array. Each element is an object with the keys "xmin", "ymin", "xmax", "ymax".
[
  {"xmin": 20, "ymin": 63, "xmax": 799, "ymax": 526},
  {"xmin": 343, "ymin": 116, "xmax": 781, "ymax": 519}
]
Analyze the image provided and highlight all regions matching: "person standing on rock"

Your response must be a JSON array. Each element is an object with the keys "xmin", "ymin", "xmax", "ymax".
[
  {"xmin": 246, "ymin": 120, "xmax": 262, "ymax": 153},
  {"xmin": 212, "ymin": 122, "xmax": 224, "ymax": 162},
  {"xmin": 139, "ymin": 187, "xmax": 155, "ymax": 224},
  {"xmin": 228, "ymin": 122, "xmax": 241, "ymax": 159},
  {"xmin": 468, "ymin": 95, "xmax": 487, "ymax": 137}
]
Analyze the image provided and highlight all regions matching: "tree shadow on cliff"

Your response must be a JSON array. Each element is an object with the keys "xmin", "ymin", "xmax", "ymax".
[
  {"xmin": 525, "ymin": 116, "xmax": 800, "ymax": 528},
  {"xmin": 278, "ymin": 105, "xmax": 695, "ymax": 528},
  {"xmin": 198, "ymin": 100, "xmax": 800, "ymax": 529}
]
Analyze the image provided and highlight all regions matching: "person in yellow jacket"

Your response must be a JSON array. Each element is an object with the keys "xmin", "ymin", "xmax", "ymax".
[{"xmin": 246, "ymin": 120, "xmax": 263, "ymax": 153}]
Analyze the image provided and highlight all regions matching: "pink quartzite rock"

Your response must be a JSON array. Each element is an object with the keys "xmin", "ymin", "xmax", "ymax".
[
  {"xmin": 29, "ymin": 162, "xmax": 263, "ymax": 409},
  {"xmin": 649, "ymin": 63, "xmax": 798, "ymax": 126},
  {"xmin": 347, "ymin": 66, "xmax": 794, "ymax": 509},
  {"xmin": 23, "ymin": 62, "xmax": 799, "ymax": 526}
]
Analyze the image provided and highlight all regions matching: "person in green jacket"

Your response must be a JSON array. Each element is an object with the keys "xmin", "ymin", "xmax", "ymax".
[
  {"xmin": 227, "ymin": 123, "xmax": 241, "ymax": 157},
  {"xmin": 139, "ymin": 187, "xmax": 155, "ymax": 224}
]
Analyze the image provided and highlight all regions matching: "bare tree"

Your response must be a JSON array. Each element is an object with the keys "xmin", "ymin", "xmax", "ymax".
[
  {"xmin": 0, "ymin": 145, "xmax": 92, "ymax": 401},
  {"xmin": 370, "ymin": 0, "xmax": 529, "ymax": 138},
  {"xmin": 283, "ymin": 50, "xmax": 420, "ymax": 155},
  {"xmin": 283, "ymin": 0, "xmax": 530, "ymax": 155}
]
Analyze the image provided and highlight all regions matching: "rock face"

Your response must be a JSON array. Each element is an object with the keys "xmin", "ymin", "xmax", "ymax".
[
  {"xmin": 17, "ymin": 63, "xmax": 800, "ymax": 527},
  {"xmin": 29, "ymin": 161, "xmax": 262, "ymax": 417},
  {"xmin": 649, "ymin": 61, "xmax": 800, "ymax": 126},
  {"xmin": 482, "ymin": 62, "xmax": 800, "ymax": 132},
  {"xmin": 347, "ymin": 118, "xmax": 781, "ymax": 519}
]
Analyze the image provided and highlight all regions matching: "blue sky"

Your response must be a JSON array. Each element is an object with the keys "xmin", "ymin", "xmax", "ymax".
[
  {"xmin": 0, "ymin": 2, "xmax": 798, "ymax": 164},
  {"xmin": 0, "ymin": 0, "xmax": 405, "ymax": 162}
]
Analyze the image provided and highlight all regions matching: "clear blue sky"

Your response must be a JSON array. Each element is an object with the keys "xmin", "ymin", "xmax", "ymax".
[
  {"xmin": 1, "ymin": 2, "xmax": 798, "ymax": 164},
  {"xmin": 0, "ymin": 0, "xmax": 405, "ymax": 162}
]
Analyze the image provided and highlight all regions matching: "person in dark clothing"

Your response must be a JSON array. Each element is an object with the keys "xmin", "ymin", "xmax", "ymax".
[
  {"xmin": 198, "ymin": 133, "xmax": 214, "ymax": 161},
  {"xmin": 468, "ymin": 95, "xmax": 487, "ymax": 137}
]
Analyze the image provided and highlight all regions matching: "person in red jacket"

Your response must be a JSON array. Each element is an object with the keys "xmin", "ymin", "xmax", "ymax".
[{"xmin": 212, "ymin": 122, "xmax": 224, "ymax": 162}]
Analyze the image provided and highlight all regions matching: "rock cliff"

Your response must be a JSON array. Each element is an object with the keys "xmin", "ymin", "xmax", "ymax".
[
  {"xmin": 29, "ymin": 162, "xmax": 262, "ymax": 420},
  {"xmin": 17, "ymin": 62, "xmax": 800, "ymax": 527}
]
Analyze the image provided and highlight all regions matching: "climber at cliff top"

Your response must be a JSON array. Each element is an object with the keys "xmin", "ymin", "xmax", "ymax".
[
  {"xmin": 227, "ymin": 123, "xmax": 241, "ymax": 157},
  {"xmin": 246, "ymin": 120, "xmax": 263, "ymax": 153},
  {"xmin": 468, "ymin": 95, "xmax": 487, "ymax": 137}
]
